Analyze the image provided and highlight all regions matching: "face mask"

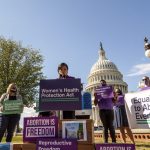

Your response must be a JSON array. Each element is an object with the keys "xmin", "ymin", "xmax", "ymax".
[
  {"xmin": 10, "ymin": 89, "xmax": 17, "ymax": 93},
  {"xmin": 101, "ymin": 83, "xmax": 106, "ymax": 86}
]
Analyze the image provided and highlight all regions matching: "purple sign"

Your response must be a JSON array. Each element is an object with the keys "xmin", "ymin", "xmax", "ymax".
[
  {"xmin": 39, "ymin": 79, "xmax": 82, "ymax": 111},
  {"xmin": 23, "ymin": 117, "xmax": 58, "ymax": 142},
  {"xmin": 36, "ymin": 138, "xmax": 77, "ymax": 150},
  {"xmin": 95, "ymin": 144, "xmax": 135, "ymax": 150},
  {"xmin": 95, "ymin": 85, "xmax": 114, "ymax": 99}
]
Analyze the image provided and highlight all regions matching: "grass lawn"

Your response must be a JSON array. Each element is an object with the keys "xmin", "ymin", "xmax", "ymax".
[
  {"xmin": 2, "ymin": 136, "xmax": 23, "ymax": 143},
  {"xmin": 1, "ymin": 136, "xmax": 150, "ymax": 150}
]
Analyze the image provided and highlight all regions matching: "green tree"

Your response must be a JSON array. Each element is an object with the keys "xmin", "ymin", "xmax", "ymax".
[{"xmin": 0, "ymin": 37, "xmax": 44, "ymax": 106}]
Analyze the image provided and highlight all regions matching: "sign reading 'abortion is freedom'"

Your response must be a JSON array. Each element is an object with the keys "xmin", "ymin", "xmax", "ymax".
[
  {"xmin": 23, "ymin": 117, "xmax": 58, "ymax": 142},
  {"xmin": 125, "ymin": 89, "xmax": 150, "ymax": 129},
  {"xmin": 39, "ymin": 79, "xmax": 82, "ymax": 111}
]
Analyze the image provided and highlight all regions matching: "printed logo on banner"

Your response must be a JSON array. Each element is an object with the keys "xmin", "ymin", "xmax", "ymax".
[
  {"xmin": 23, "ymin": 116, "xmax": 58, "ymax": 142},
  {"xmin": 36, "ymin": 138, "xmax": 77, "ymax": 150},
  {"xmin": 39, "ymin": 79, "xmax": 82, "ymax": 111},
  {"xmin": 95, "ymin": 144, "xmax": 135, "ymax": 150}
]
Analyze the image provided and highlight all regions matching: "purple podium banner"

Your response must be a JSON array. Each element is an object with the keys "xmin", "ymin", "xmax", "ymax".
[
  {"xmin": 36, "ymin": 138, "xmax": 77, "ymax": 150},
  {"xmin": 95, "ymin": 85, "xmax": 114, "ymax": 99},
  {"xmin": 23, "ymin": 117, "xmax": 58, "ymax": 142},
  {"xmin": 95, "ymin": 144, "xmax": 135, "ymax": 150},
  {"xmin": 39, "ymin": 79, "xmax": 82, "ymax": 111}
]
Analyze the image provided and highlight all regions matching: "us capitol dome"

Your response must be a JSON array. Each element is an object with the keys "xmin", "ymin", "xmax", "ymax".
[{"xmin": 85, "ymin": 42, "xmax": 128, "ymax": 126}]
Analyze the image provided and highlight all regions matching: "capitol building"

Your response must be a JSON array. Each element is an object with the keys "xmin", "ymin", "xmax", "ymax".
[{"xmin": 85, "ymin": 43, "xmax": 128, "ymax": 126}]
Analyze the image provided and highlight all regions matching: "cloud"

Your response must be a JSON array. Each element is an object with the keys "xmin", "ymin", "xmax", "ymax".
[{"xmin": 127, "ymin": 63, "xmax": 150, "ymax": 77}]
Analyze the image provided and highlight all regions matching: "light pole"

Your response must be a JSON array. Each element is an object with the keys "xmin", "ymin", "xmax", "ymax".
[{"xmin": 144, "ymin": 37, "xmax": 150, "ymax": 58}]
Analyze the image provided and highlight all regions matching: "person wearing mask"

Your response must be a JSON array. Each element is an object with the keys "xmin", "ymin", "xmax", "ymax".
[
  {"xmin": 138, "ymin": 76, "xmax": 150, "ymax": 91},
  {"xmin": 58, "ymin": 63, "xmax": 75, "ymax": 119},
  {"xmin": 94, "ymin": 80, "xmax": 116, "ymax": 143},
  {"xmin": 0, "ymin": 83, "xmax": 23, "ymax": 142},
  {"xmin": 113, "ymin": 88, "xmax": 135, "ymax": 144}
]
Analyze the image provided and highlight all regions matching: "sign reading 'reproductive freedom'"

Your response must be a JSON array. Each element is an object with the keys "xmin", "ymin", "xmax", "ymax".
[{"xmin": 39, "ymin": 79, "xmax": 82, "ymax": 111}]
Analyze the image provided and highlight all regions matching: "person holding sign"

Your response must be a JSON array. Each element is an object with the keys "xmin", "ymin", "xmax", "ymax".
[
  {"xmin": 113, "ymin": 88, "xmax": 135, "ymax": 144},
  {"xmin": 0, "ymin": 83, "xmax": 23, "ymax": 142},
  {"xmin": 94, "ymin": 80, "xmax": 116, "ymax": 143},
  {"xmin": 58, "ymin": 62, "xmax": 76, "ymax": 119}
]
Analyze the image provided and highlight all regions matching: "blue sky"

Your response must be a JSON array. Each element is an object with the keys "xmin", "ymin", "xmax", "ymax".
[{"xmin": 0, "ymin": 0, "xmax": 150, "ymax": 91}]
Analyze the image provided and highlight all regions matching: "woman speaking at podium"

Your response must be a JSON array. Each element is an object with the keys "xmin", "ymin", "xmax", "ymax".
[
  {"xmin": 58, "ymin": 62, "xmax": 75, "ymax": 119},
  {"xmin": 0, "ymin": 83, "xmax": 23, "ymax": 142}
]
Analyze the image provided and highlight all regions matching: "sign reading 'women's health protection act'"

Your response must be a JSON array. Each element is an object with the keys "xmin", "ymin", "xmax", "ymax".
[{"xmin": 39, "ymin": 79, "xmax": 82, "ymax": 111}]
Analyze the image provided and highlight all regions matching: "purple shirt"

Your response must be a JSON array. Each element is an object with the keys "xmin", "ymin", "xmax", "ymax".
[
  {"xmin": 95, "ymin": 85, "xmax": 114, "ymax": 110},
  {"xmin": 139, "ymin": 86, "xmax": 150, "ymax": 91},
  {"xmin": 59, "ymin": 75, "xmax": 75, "ymax": 79},
  {"xmin": 115, "ymin": 95, "xmax": 125, "ymax": 106}
]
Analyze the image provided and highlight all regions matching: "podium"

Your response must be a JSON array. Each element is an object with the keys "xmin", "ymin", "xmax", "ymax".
[{"xmin": 12, "ymin": 79, "xmax": 95, "ymax": 150}]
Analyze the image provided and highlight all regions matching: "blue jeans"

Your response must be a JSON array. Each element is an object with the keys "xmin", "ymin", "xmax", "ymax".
[{"xmin": 0, "ymin": 114, "xmax": 20, "ymax": 142}]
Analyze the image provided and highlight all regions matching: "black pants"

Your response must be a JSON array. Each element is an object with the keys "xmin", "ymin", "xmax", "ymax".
[
  {"xmin": 0, "ymin": 114, "xmax": 20, "ymax": 142},
  {"xmin": 99, "ymin": 109, "xmax": 116, "ymax": 143}
]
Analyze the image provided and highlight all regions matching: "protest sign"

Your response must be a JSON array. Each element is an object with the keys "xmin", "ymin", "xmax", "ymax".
[
  {"xmin": 95, "ymin": 85, "xmax": 114, "ymax": 99},
  {"xmin": 36, "ymin": 138, "xmax": 77, "ymax": 150},
  {"xmin": 23, "ymin": 116, "xmax": 58, "ymax": 142},
  {"xmin": 125, "ymin": 89, "xmax": 150, "ymax": 129},
  {"xmin": 95, "ymin": 144, "xmax": 135, "ymax": 150},
  {"xmin": 3, "ymin": 100, "xmax": 23, "ymax": 114},
  {"xmin": 39, "ymin": 79, "xmax": 82, "ymax": 111}
]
